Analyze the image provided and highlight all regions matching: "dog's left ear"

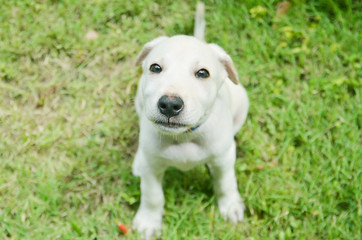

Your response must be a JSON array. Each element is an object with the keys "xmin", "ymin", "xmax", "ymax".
[
  {"xmin": 136, "ymin": 36, "xmax": 168, "ymax": 66},
  {"xmin": 208, "ymin": 43, "xmax": 239, "ymax": 84}
]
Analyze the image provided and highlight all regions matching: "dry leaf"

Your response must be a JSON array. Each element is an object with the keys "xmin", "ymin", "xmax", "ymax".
[
  {"xmin": 254, "ymin": 165, "xmax": 265, "ymax": 170},
  {"xmin": 273, "ymin": 1, "xmax": 291, "ymax": 29},
  {"xmin": 276, "ymin": 1, "xmax": 291, "ymax": 16},
  {"xmin": 85, "ymin": 29, "xmax": 98, "ymax": 41}
]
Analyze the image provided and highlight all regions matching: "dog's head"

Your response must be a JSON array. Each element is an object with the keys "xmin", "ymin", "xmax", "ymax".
[{"xmin": 136, "ymin": 35, "xmax": 239, "ymax": 135}]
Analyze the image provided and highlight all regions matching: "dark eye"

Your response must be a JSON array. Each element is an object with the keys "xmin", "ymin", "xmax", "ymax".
[
  {"xmin": 150, "ymin": 63, "xmax": 162, "ymax": 73},
  {"xmin": 195, "ymin": 68, "xmax": 209, "ymax": 78}
]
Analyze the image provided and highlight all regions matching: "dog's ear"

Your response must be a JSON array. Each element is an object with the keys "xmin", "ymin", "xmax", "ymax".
[
  {"xmin": 136, "ymin": 36, "xmax": 168, "ymax": 66},
  {"xmin": 208, "ymin": 43, "xmax": 239, "ymax": 84}
]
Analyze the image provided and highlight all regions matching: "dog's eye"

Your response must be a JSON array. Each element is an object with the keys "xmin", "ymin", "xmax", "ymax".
[
  {"xmin": 149, "ymin": 64, "xmax": 162, "ymax": 73},
  {"xmin": 195, "ymin": 69, "xmax": 209, "ymax": 78}
]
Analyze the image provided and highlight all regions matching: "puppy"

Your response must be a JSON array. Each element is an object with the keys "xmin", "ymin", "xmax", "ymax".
[{"xmin": 132, "ymin": 3, "xmax": 249, "ymax": 239}]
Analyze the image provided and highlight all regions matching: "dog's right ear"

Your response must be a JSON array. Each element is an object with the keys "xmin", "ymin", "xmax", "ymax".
[
  {"xmin": 136, "ymin": 36, "xmax": 168, "ymax": 66},
  {"xmin": 208, "ymin": 43, "xmax": 239, "ymax": 85}
]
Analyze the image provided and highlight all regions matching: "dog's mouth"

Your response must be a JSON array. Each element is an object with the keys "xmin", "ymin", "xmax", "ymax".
[
  {"xmin": 151, "ymin": 119, "xmax": 194, "ymax": 134},
  {"xmin": 154, "ymin": 120, "xmax": 187, "ymax": 129},
  {"xmin": 152, "ymin": 119, "xmax": 202, "ymax": 135}
]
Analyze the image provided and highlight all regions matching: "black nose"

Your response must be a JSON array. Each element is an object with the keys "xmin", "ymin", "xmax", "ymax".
[{"xmin": 158, "ymin": 95, "xmax": 184, "ymax": 118}]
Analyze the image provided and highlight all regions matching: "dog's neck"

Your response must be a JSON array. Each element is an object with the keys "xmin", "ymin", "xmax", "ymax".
[{"xmin": 156, "ymin": 124, "xmax": 204, "ymax": 145}]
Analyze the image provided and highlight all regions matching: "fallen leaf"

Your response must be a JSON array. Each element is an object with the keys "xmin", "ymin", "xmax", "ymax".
[
  {"xmin": 273, "ymin": 1, "xmax": 291, "ymax": 29},
  {"xmin": 254, "ymin": 165, "xmax": 265, "ymax": 170},
  {"xmin": 276, "ymin": 1, "xmax": 291, "ymax": 16},
  {"xmin": 85, "ymin": 29, "xmax": 98, "ymax": 40}
]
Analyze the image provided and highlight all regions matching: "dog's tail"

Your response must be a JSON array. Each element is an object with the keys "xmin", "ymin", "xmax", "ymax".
[{"xmin": 194, "ymin": 2, "xmax": 205, "ymax": 41}]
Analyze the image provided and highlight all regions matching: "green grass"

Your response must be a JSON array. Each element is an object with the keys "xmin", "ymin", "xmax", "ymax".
[{"xmin": 0, "ymin": 0, "xmax": 361, "ymax": 239}]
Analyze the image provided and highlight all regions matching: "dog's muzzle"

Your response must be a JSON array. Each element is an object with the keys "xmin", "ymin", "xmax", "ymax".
[{"xmin": 152, "ymin": 95, "xmax": 202, "ymax": 134}]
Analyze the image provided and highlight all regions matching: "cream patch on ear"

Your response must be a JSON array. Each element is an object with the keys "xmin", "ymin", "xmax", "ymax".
[
  {"xmin": 136, "ymin": 36, "xmax": 169, "ymax": 66},
  {"xmin": 208, "ymin": 43, "xmax": 239, "ymax": 84},
  {"xmin": 220, "ymin": 58, "xmax": 239, "ymax": 84}
]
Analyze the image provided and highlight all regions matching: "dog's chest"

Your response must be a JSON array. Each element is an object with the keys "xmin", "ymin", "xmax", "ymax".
[{"xmin": 159, "ymin": 141, "xmax": 210, "ymax": 171}]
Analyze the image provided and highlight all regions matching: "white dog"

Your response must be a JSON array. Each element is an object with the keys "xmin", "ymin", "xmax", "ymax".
[{"xmin": 132, "ymin": 3, "xmax": 249, "ymax": 239}]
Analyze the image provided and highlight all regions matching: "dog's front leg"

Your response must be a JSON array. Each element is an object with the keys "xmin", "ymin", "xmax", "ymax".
[
  {"xmin": 210, "ymin": 141, "xmax": 245, "ymax": 223},
  {"xmin": 133, "ymin": 155, "xmax": 165, "ymax": 239}
]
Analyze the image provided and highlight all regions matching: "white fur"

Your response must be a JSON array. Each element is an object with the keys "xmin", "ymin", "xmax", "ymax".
[
  {"xmin": 132, "ymin": 10, "xmax": 248, "ymax": 240},
  {"xmin": 132, "ymin": 35, "xmax": 249, "ymax": 239}
]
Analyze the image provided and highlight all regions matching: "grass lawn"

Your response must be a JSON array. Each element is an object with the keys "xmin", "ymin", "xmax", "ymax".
[{"xmin": 0, "ymin": 0, "xmax": 361, "ymax": 239}]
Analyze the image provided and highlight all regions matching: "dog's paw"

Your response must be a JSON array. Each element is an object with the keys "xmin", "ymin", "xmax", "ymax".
[
  {"xmin": 218, "ymin": 197, "xmax": 245, "ymax": 223},
  {"xmin": 133, "ymin": 211, "xmax": 162, "ymax": 240}
]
